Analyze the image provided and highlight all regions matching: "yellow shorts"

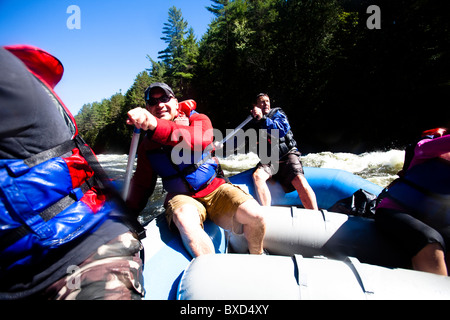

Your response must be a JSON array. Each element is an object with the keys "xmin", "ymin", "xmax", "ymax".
[{"xmin": 165, "ymin": 183, "xmax": 253, "ymax": 234}]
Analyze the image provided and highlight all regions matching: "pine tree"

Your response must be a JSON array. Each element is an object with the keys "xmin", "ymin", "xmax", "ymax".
[
  {"xmin": 156, "ymin": 6, "xmax": 199, "ymax": 97},
  {"xmin": 159, "ymin": 7, "xmax": 188, "ymax": 65}
]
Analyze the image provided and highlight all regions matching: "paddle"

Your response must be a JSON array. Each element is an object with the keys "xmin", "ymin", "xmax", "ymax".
[
  {"xmin": 214, "ymin": 115, "xmax": 253, "ymax": 150},
  {"xmin": 122, "ymin": 127, "xmax": 141, "ymax": 200}
]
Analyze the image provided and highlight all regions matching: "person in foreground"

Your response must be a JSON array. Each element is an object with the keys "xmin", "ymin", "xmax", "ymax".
[
  {"xmin": 126, "ymin": 83, "xmax": 266, "ymax": 257},
  {"xmin": 375, "ymin": 128, "xmax": 450, "ymax": 276},
  {"xmin": 248, "ymin": 93, "xmax": 318, "ymax": 209},
  {"xmin": 0, "ymin": 46, "xmax": 144, "ymax": 299}
]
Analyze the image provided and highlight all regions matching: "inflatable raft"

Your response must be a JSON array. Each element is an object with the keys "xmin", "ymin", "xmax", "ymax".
[{"xmin": 142, "ymin": 166, "xmax": 450, "ymax": 300}]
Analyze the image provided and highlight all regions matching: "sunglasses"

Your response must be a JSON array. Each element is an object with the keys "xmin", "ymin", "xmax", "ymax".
[{"xmin": 146, "ymin": 94, "xmax": 173, "ymax": 106}]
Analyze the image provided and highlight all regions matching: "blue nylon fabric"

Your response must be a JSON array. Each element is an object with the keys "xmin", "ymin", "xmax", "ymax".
[
  {"xmin": 0, "ymin": 156, "xmax": 112, "ymax": 271},
  {"xmin": 387, "ymin": 158, "xmax": 450, "ymax": 227},
  {"xmin": 147, "ymin": 149, "xmax": 218, "ymax": 193}
]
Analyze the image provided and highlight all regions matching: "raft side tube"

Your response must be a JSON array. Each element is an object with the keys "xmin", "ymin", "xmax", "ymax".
[
  {"xmin": 177, "ymin": 254, "xmax": 450, "ymax": 300},
  {"xmin": 229, "ymin": 167, "xmax": 383, "ymax": 209},
  {"xmin": 229, "ymin": 207, "xmax": 410, "ymax": 268}
]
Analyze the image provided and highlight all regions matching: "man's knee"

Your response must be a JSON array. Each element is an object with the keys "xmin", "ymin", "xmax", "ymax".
[
  {"xmin": 172, "ymin": 204, "xmax": 202, "ymax": 231},
  {"xmin": 237, "ymin": 199, "xmax": 266, "ymax": 228},
  {"xmin": 251, "ymin": 210, "xmax": 265, "ymax": 229},
  {"xmin": 253, "ymin": 168, "xmax": 269, "ymax": 183}
]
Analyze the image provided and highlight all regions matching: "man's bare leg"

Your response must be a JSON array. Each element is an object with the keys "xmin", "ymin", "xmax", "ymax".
[
  {"xmin": 252, "ymin": 168, "xmax": 272, "ymax": 206},
  {"xmin": 234, "ymin": 199, "xmax": 266, "ymax": 254},
  {"xmin": 412, "ymin": 242, "xmax": 448, "ymax": 276},
  {"xmin": 172, "ymin": 204, "xmax": 215, "ymax": 257},
  {"xmin": 291, "ymin": 174, "xmax": 318, "ymax": 210}
]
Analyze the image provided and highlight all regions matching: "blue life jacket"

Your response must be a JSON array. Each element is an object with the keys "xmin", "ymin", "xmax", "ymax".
[
  {"xmin": 0, "ymin": 139, "xmax": 99, "ymax": 272},
  {"xmin": 0, "ymin": 136, "xmax": 145, "ymax": 274},
  {"xmin": 263, "ymin": 108, "xmax": 298, "ymax": 157},
  {"xmin": 146, "ymin": 113, "xmax": 220, "ymax": 194},
  {"xmin": 386, "ymin": 158, "xmax": 450, "ymax": 228}
]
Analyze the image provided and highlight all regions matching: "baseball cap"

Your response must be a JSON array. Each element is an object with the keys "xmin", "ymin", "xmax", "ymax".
[{"xmin": 145, "ymin": 82, "xmax": 175, "ymax": 101}]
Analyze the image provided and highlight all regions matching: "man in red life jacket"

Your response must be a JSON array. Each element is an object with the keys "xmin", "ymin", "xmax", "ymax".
[{"xmin": 126, "ymin": 83, "xmax": 266, "ymax": 257}]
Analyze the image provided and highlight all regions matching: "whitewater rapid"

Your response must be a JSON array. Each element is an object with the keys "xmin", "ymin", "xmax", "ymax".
[
  {"xmin": 98, "ymin": 149, "xmax": 404, "ymax": 186},
  {"xmin": 97, "ymin": 149, "xmax": 404, "ymax": 222}
]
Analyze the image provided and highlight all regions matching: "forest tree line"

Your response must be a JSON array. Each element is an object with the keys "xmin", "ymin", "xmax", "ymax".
[{"xmin": 75, "ymin": 0, "xmax": 450, "ymax": 154}]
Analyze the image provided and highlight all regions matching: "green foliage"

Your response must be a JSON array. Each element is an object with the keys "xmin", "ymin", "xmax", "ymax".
[
  {"xmin": 157, "ymin": 6, "xmax": 199, "ymax": 97},
  {"xmin": 194, "ymin": 0, "xmax": 450, "ymax": 151},
  {"xmin": 75, "ymin": 92, "xmax": 127, "ymax": 153},
  {"xmin": 75, "ymin": 0, "xmax": 450, "ymax": 154},
  {"xmin": 125, "ymin": 71, "xmax": 153, "ymax": 110}
]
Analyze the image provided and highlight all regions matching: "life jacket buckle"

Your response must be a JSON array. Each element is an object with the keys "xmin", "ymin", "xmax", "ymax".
[{"xmin": 71, "ymin": 187, "xmax": 85, "ymax": 201}]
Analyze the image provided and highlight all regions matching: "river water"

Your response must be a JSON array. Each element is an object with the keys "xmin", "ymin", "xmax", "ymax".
[{"xmin": 98, "ymin": 149, "xmax": 405, "ymax": 224}]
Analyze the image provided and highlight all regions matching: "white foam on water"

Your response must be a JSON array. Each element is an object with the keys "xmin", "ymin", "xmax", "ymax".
[
  {"xmin": 218, "ymin": 152, "xmax": 260, "ymax": 177},
  {"xmin": 98, "ymin": 149, "xmax": 405, "ymax": 188},
  {"xmin": 301, "ymin": 149, "xmax": 404, "ymax": 187}
]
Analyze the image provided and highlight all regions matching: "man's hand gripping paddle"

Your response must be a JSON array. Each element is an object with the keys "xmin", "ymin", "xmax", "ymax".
[{"xmin": 122, "ymin": 100, "xmax": 197, "ymax": 200}]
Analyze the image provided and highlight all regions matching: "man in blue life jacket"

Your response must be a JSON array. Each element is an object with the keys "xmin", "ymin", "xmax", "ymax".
[
  {"xmin": 249, "ymin": 93, "xmax": 318, "ymax": 209},
  {"xmin": 0, "ymin": 46, "xmax": 144, "ymax": 300}
]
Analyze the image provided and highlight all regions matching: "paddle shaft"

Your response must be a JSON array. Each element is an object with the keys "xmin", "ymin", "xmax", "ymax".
[
  {"xmin": 122, "ymin": 127, "xmax": 141, "ymax": 200},
  {"xmin": 218, "ymin": 115, "xmax": 253, "ymax": 147}
]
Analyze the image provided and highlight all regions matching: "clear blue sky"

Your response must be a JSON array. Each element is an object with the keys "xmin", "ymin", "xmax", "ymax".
[{"xmin": 0, "ymin": 0, "xmax": 214, "ymax": 116}]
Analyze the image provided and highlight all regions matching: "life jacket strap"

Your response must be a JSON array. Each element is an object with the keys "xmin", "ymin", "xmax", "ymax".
[
  {"xmin": 24, "ymin": 140, "xmax": 76, "ymax": 169},
  {"xmin": 73, "ymin": 135, "xmax": 146, "ymax": 240},
  {"xmin": 0, "ymin": 177, "xmax": 94, "ymax": 252},
  {"xmin": 6, "ymin": 140, "xmax": 76, "ymax": 177},
  {"xmin": 39, "ymin": 177, "xmax": 94, "ymax": 222}
]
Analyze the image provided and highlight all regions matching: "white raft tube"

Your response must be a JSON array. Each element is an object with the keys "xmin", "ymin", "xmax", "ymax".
[
  {"xmin": 178, "ymin": 254, "xmax": 450, "ymax": 300},
  {"xmin": 229, "ymin": 207, "xmax": 410, "ymax": 268}
]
